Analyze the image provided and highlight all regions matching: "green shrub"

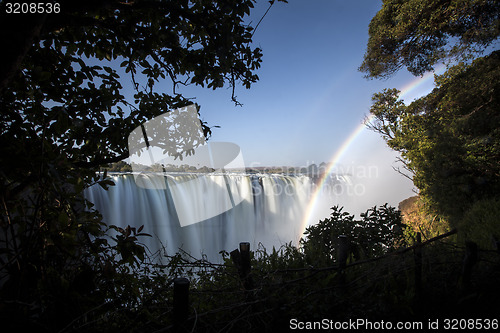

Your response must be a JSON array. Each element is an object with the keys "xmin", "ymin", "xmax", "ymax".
[
  {"xmin": 300, "ymin": 204, "xmax": 407, "ymax": 266},
  {"xmin": 458, "ymin": 197, "xmax": 500, "ymax": 250}
]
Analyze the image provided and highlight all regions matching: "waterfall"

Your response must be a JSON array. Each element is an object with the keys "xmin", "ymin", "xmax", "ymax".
[{"xmin": 84, "ymin": 173, "xmax": 314, "ymax": 262}]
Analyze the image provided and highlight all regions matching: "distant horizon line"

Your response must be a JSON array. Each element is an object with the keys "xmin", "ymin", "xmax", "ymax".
[{"xmin": 109, "ymin": 160, "xmax": 358, "ymax": 169}]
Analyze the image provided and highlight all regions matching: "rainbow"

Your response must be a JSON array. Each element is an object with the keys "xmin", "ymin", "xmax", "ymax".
[{"xmin": 299, "ymin": 68, "xmax": 441, "ymax": 240}]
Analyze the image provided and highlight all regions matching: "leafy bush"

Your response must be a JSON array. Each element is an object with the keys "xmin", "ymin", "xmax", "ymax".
[
  {"xmin": 300, "ymin": 204, "xmax": 407, "ymax": 266},
  {"xmin": 4, "ymin": 198, "xmax": 498, "ymax": 332},
  {"xmin": 458, "ymin": 197, "xmax": 500, "ymax": 250},
  {"xmin": 0, "ymin": 167, "xmax": 156, "ymax": 332}
]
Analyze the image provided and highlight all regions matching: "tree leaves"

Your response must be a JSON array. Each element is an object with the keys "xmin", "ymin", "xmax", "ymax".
[
  {"xmin": 300, "ymin": 205, "xmax": 406, "ymax": 266},
  {"xmin": 1, "ymin": 0, "xmax": 263, "ymax": 174},
  {"xmin": 360, "ymin": 0, "xmax": 500, "ymax": 78},
  {"xmin": 0, "ymin": 2, "xmax": 275, "ymax": 330},
  {"xmin": 363, "ymin": 1, "xmax": 500, "ymax": 224},
  {"xmin": 367, "ymin": 52, "xmax": 500, "ymax": 222}
]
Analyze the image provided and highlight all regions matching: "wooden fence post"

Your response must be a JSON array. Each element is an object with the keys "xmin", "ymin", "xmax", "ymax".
[
  {"xmin": 240, "ymin": 242, "xmax": 253, "ymax": 290},
  {"xmin": 173, "ymin": 277, "xmax": 190, "ymax": 332},
  {"xmin": 414, "ymin": 232, "xmax": 423, "ymax": 307},
  {"xmin": 231, "ymin": 242, "xmax": 253, "ymax": 290},
  {"xmin": 461, "ymin": 241, "xmax": 478, "ymax": 291}
]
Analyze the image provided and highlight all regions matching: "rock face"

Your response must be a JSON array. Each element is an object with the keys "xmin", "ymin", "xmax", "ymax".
[
  {"xmin": 398, "ymin": 195, "xmax": 423, "ymax": 233},
  {"xmin": 398, "ymin": 195, "xmax": 451, "ymax": 238},
  {"xmin": 398, "ymin": 196, "xmax": 419, "ymax": 219}
]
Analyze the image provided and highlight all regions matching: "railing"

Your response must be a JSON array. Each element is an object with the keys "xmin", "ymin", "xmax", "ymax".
[{"xmin": 166, "ymin": 228, "xmax": 500, "ymax": 332}]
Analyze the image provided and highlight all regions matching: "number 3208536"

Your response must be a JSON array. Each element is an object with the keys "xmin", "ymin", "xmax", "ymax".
[{"xmin": 5, "ymin": 3, "xmax": 61, "ymax": 14}]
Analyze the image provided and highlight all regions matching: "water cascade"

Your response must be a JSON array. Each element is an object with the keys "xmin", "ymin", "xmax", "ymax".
[{"xmin": 84, "ymin": 173, "xmax": 334, "ymax": 262}]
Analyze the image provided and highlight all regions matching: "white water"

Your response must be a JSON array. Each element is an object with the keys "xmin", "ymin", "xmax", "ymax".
[{"xmin": 84, "ymin": 173, "xmax": 323, "ymax": 262}]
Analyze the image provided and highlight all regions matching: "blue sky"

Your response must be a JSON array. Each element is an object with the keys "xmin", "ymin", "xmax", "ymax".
[
  {"xmin": 171, "ymin": 1, "xmax": 436, "ymax": 167},
  {"xmin": 131, "ymin": 1, "xmax": 444, "ymax": 207}
]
